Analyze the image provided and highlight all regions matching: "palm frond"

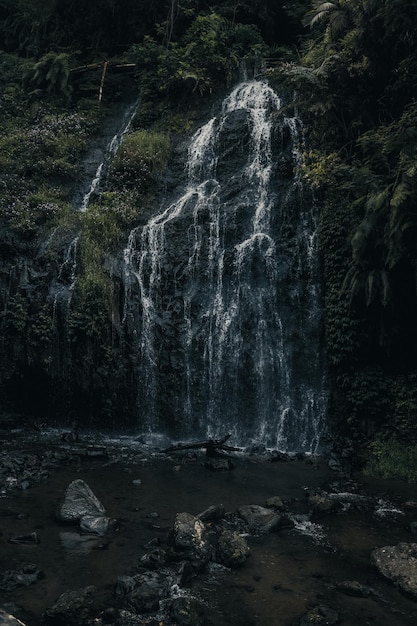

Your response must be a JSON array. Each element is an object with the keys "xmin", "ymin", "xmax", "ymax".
[{"xmin": 302, "ymin": 2, "xmax": 337, "ymax": 28}]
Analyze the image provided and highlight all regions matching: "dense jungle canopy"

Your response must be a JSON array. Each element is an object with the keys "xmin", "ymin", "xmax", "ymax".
[{"xmin": 0, "ymin": 1, "xmax": 417, "ymax": 471}]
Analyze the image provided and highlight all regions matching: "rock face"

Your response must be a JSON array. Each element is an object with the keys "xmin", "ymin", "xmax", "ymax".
[
  {"xmin": 56, "ymin": 479, "xmax": 106, "ymax": 523},
  {"xmin": 371, "ymin": 542, "xmax": 417, "ymax": 598}
]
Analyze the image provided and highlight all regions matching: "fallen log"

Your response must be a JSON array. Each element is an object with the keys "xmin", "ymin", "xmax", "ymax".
[{"xmin": 162, "ymin": 434, "xmax": 242, "ymax": 456}]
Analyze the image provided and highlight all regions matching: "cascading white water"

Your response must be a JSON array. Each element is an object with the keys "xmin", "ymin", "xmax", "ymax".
[
  {"xmin": 79, "ymin": 99, "xmax": 139, "ymax": 211},
  {"xmin": 124, "ymin": 80, "xmax": 327, "ymax": 452}
]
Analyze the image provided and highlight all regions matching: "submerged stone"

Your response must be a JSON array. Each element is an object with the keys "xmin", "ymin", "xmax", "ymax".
[
  {"xmin": 79, "ymin": 515, "xmax": 114, "ymax": 536},
  {"xmin": 335, "ymin": 580, "xmax": 374, "ymax": 597},
  {"xmin": 298, "ymin": 605, "xmax": 339, "ymax": 625},
  {"xmin": 265, "ymin": 496, "xmax": 285, "ymax": 510},
  {"xmin": 8, "ymin": 532, "xmax": 39, "ymax": 545}
]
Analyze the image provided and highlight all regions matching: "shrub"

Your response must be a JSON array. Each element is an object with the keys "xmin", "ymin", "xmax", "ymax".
[
  {"xmin": 109, "ymin": 130, "xmax": 170, "ymax": 191},
  {"xmin": 364, "ymin": 435, "xmax": 417, "ymax": 481}
]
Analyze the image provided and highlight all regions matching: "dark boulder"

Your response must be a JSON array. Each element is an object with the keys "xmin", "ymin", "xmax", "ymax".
[
  {"xmin": 170, "ymin": 512, "xmax": 211, "ymax": 570},
  {"xmin": 215, "ymin": 530, "xmax": 250, "ymax": 568},
  {"xmin": 168, "ymin": 595, "xmax": 208, "ymax": 626},
  {"xmin": 371, "ymin": 542, "xmax": 417, "ymax": 598},
  {"xmin": 43, "ymin": 585, "xmax": 98, "ymax": 626},
  {"xmin": 139, "ymin": 547, "xmax": 169, "ymax": 569},
  {"xmin": 298, "ymin": 605, "xmax": 339, "ymax": 625},
  {"xmin": 0, "ymin": 564, "xmax": 43, "ymax": 592},
  {"xmin": 115, "ymin": 576, "xmax": 137, "ymax": 597},
  {"xmin": 198, "ymin": 504, "xmax": 226, "ymax": 522},
  {"xmin": 307, "ymin": 493, "xmax": 340, "ymax": 520},
  {"xmin": 125, "ymin": 571, "xmax": 169, "ymax": 613},
  {"xmin": 100, "ymin": 608, "xmax": 145, "ymax": 625},
  {"xmin": 265, "ymin": 496, "xmax": 285, "ymax": 511},
  {"xmin": 237, "ymin": 504, "xmax": 283, "ymax": 534}
]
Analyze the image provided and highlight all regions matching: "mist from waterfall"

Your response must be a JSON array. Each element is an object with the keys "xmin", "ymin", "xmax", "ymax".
[{"xmin": 124, "ymin": 80, "xmax": 327, "ymax": 452}]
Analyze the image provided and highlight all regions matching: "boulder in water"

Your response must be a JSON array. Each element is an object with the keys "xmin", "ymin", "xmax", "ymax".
[
  {"xmin": 56, "ymin": 479, "xmax": 105, "ymax": 523},
  {"xmin": 371, "ymin": 542, "xmax": 417, "ymax": 598},
  {"xmin": 198, "ymin": 504, "xmax": 226, "ymax": 521},
  {"xmin": 215, "ymin": 530, "xmax": 250, "ymax": 568},
  {"xmin": 0, "ymin": 564, "xmax": 43, "ymax": 592},
  {"xmin": 139, "ymin": 547, "xmax": 169, "ymax": 569},
  {"xmin": 237, "ymin": 504, "xmax": 283, "ymax": 534},
  {"xmin": 168, "ymin": 595, "xmax": 207, "ymax": 626},
  {"xmin": 307, "ymin": 493, "xmax": 340, "ymax": 519},
  {"xmin": 125, "ymin": 571, "xmax": 169, "ymax": 613},
  {"xmin": 79, "ymin": 515, "xmax": 114, "ymax": 536},
  {"xmin": 43, "ymin": 585, "xmax": 97, "ymax": 626},
  {"xmin": 265, "ymin": 495, "xmax": 285, "ymax": 510},
  {"xmin": 170, "ymin": 512, "xmax": 211, "ymax": 570},
  {"xmin": 298, "ymin": 605, "xmax": 339, "ymax": 625}
]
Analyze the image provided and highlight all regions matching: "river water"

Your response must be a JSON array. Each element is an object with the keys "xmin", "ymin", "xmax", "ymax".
[{"xmin": 1, "ymin": 435, "xmax": 417, "ymax": 625}]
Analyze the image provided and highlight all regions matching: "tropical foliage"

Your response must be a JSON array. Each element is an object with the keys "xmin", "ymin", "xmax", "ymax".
[{"xmin": 272, "ymin": 0, "xmax": 417, "ymax": 448}]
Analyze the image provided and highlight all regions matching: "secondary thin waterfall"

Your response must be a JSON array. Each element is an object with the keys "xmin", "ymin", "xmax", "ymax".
[
  {"xmin": 124, "ymin": 80, "xmax": 327, "ymax": 452},
  {"xmin": 79, "ymin": 99, "xmax": 139, "ymax": 211}
]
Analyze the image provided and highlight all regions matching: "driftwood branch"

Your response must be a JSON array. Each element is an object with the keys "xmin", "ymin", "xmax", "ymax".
[
  {"xmin": 98, "ymin": 60, "xmax": 108, "ymax": 102},
  {"xmin": 70, "ymin": 62, "xmax": 137, "ymax": 74},
  {"xmin": 162, "ymin": 434, "xmax": 242, "ymax": 456}
]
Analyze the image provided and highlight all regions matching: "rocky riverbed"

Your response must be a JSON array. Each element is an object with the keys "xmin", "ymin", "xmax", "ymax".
[{"xmin": 1, "ymin": 425, "xmax": 417, "ymax": 625}]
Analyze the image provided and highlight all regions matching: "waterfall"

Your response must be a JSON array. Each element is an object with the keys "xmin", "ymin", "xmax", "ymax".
[
  {"xmin": 124, "ymin": 80, "xmax": 327, "ymax": 452},
  {"xmin": 79, "ymin": 99, "xmax": 139, "ymax": 211}
]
